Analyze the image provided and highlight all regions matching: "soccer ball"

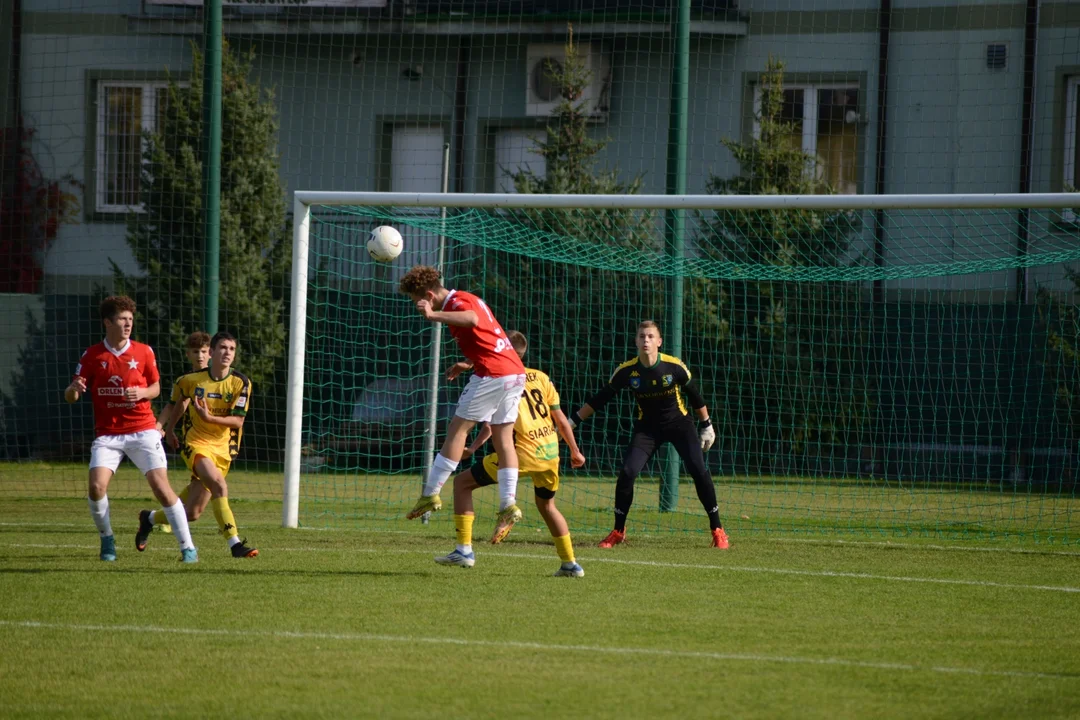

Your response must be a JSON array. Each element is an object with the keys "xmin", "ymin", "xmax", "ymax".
[{"xmin": 367, "ymin": 225, "xmax": 403, "ymax": 262}]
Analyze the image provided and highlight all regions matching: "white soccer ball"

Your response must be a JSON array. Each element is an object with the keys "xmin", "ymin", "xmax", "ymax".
[{"xmin": 367, "ymin": 225, "xmax": 403, "ymax": 262}]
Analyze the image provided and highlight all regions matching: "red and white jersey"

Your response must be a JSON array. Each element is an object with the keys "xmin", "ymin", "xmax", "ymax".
[
  {"xmin": 73, "ymin": 339, "xmax": 160, "ymax": 437},
  {"xmin": 443, "ymin": 290, "xmax": 525, "ymax": 378}
]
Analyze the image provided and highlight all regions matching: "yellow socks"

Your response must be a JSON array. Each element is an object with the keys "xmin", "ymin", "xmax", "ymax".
[
  {"xmin": 554, "ymin": 534, "xmax": 575, "ymax": 564},
  {"xmin": 455, "ymin": 514, "xmax": 474, "ymax": 549},
  {"xmin": 211, "ymin": 497, "xmax": 239, "ymax": 540}
]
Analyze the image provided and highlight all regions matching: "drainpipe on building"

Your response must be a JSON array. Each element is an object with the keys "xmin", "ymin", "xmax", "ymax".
[
  {"xmin": 1015, "ymin": 0, "xmax": 1040, "ymax": 305},
  {"xmin": 452, "ymin": 38, "xmax": 470, "ymax": 195}
]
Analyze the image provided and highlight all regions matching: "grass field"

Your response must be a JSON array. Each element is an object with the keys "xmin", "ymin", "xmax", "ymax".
[{"xmin": 2, "ymin": 465, "xmax": 1080, "ymax": 718}]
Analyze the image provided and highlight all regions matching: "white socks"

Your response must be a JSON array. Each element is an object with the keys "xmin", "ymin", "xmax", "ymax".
[
  {"xmin": 423, "ymin": 453, "xmax": 459, "ymax": 497},
  {"xmin": 497, "ymin": 468, "xmax": 519, "ymax": 511},
  {"xmin": 87, "ymin": 496, "xmax": 113, "ymax": 538},
  {"xmin": 162, "ymin": 500, "xmax": 195, "ymax": 551},
  {"xmin": 456, "ymin": 544, "xmax": 472, "ymax": 555}
]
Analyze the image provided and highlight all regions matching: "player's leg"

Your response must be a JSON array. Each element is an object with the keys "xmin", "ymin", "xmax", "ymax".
[
  {"xmin": 487, "ymin": 376, "xmax": 526, "ymax": 541},
  {"xmin": 194, "ymin": 454, "xmax": 257, "ymax": 558},
  {"xmin": 407, "ymin": 414, "xmax": 476, "ymax": 519},
  {"xmin": 87, "ymin": 438, "xmax": 120, "ymax": 561},
  {"xmin": 534, "ymin": 476, "xmax": 582, "ymax": 577},
  {"xmin": 602, "ymin": 429, "xmax": 658, "ymax": 547},
  {"xmin": 149, "ymin": 474, "xmax": 204, "ymax": 531},
  {"xmin": 435, "ymin": 461, "xmax": 491, "ymax": 568},
  {"xmin": 667, "ymin": 420, "xmax": 729, "ymax": 549},
  {"xmin": 127, "ymin": 430, "xmax": 198, "ymax": 561}
]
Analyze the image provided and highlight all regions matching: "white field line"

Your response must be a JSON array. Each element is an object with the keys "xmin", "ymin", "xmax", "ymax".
[
  {"xmin": 3, "ymin": 542, "xmax": 1079, "ymax": 594},
  {"xmin": 0, "ymin": 619, "xmax": 1074, "ymax": 681}
]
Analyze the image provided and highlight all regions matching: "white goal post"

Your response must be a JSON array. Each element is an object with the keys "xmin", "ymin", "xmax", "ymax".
[{"xmin": 282, "ymin": 191, "xmax": 1077, "ymax": 528}]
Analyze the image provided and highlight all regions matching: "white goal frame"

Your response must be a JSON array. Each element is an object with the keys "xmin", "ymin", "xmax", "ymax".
[{"xmin": 283, "ymin": 191, "xmax": 1077, "ymax": 527}]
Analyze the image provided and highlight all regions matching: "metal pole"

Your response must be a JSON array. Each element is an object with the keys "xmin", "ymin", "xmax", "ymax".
[
  {"xmin": 201, "ymin": 0, "xmax": 222, "ymax": 334},
  {"xmin": 660, "ymin": 0, "xmax": 690, "ymax": 512},
  {"xmin": 420, "ymin": 143, "xmax": 452, "ymax": 524},
  {"xmin": 282, "ymin": 196, "xmax": 311, "ymax": 528}
]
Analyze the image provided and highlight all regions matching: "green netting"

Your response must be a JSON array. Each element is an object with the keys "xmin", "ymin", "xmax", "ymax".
[{"xmin": 298, "ymin": 202, "xmax": 1080, "ymax": 543}]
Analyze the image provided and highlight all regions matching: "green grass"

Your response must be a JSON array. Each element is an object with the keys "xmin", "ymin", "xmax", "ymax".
[{"xmin": 2, "ymin": 493, "xmax": 1080, "ymax": 718}]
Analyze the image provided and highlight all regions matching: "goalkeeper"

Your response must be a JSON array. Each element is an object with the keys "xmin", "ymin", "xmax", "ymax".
[{"xmin": 569, "ymin": 320, "xmax": 730, "ymax": 549}]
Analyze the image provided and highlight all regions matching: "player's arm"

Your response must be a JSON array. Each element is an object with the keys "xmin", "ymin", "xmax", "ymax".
[
  {"xmin": 461, "ymin": 422, "xmax": 492, "ymax": 461},
  {"xmin": 569, "ymin": 366, "xmax": 628, "ymax": 428},
  {"xmin": 677, "ymin": 363, "xmax": 715, "ymax": 451},
  {"xmin": 125, "ymin": 381, "xmax": 159, "ymax": 403},
  {"xmin": 191, "ymin": 396, "xmax": 246, "ymax": 428},
  {"xmin": 65, "ymin": 355, "xmax": 89, "ymax": 403},
  {"xmin": 64, "ymin": 376, "xmax": 87, "ymax": 403},
  {"xmin": 416, "ymin": 299, "xmax": 478, "ymax": 328},
  {"xmin": 551, "ymin": 407, "xmax": 585, "ymax": 468},
  {"xmin": 446, "ymin": 359, "xmax": 474, "ymax": 381}
]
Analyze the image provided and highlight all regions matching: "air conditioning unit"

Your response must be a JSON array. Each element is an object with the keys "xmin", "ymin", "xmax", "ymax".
[{"xmin": 525, "ymin": 43, "xmax": 611, "ymax": 119}]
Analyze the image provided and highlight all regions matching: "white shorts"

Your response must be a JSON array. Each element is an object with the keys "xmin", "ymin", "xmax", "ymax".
[
  {"xmin": 455, "ymin": 373, "xmax": 526, "ymax": 424},
  {"xmin": 90, "ymin": 430, "xmax": 169, "ymax": 475}
]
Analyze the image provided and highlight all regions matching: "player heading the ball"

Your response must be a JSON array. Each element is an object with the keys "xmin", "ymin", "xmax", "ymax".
[
  {"xmin": 399, "ymin": 266, "xmax": 527, "ymax": 536},
  {"xmin": 64, "ymin": 295, "xmax": 198, "ymax": 563}
]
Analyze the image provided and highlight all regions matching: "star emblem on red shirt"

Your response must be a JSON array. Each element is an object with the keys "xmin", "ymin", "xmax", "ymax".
[{"xmin": 128, "ymin": 358, "xmax": 139, "ymax": 370}]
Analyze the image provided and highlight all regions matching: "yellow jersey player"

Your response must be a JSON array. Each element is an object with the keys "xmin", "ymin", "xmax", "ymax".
[
  {"xmin": 136, "ymin": 331, "xmax": 258, "ymax": 558},
  {"xmin": 436, "ymin": 331, "xmax": 587, "ymax": 577},
  {"xmin": 143, "ymin": 331, "xmax": 212, "ymax": 538}
]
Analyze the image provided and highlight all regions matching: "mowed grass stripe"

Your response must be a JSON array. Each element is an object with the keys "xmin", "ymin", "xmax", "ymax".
[
  {"xmin": 1, "ymin": 619, "xmax": 1075, "ymax": 682},
  {"xmin": 4, "ymin": 540, "xmax": 1079, "ymax": 594}
]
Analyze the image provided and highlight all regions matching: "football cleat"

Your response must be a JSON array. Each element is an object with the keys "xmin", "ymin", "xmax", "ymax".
[
  {"xmin": 598, "ymin": 529, "xmax": 625, "ymax": 549},
  {"xmin": 553, "ymin": 562, "xmax": 585, "ymax": 578},
  {"xmin": 135, "ymin": 509, "xmax": 154, "ymax": 552},
  {"xmin": 180, "ymin": 547, "xmax": 198, "ymax": 564},
  {"xmin": 230, "ymin": 538, "xmax": 259, "ymax": 558},
  {"xmin": 99, "ymin": 535, "xmax": 117, "ymax": 562},
  {"xmin": 434, "ymin": 548, "xmax": 476, "ymax": 568},
  {"xmin": 711, "ymin": 527, "xmax": 730, "ymax": 549},
  {"xmin": 490, "ymin": 504, "xmax": 523, "ymax": 544},
  {"xmin": 406, "ymin": 493, "xmax": 442, "ymax": 520}
]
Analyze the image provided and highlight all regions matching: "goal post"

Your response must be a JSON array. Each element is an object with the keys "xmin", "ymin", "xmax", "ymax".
[{"xmin": 283, "ymin": 191, "xmax": 1080, "ymax": 542}]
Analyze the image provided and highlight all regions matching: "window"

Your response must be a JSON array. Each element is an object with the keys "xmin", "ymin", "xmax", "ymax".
[
  {"xmin": 755, "ymin": 84, "xmax": 861, "ymax": 195},
  {"xmin": 95, "ymin": 80, "xmax": 172, "ymax": 213},
  {"xmin": 494, "ymin": 128, "xmax": 545, "ymax": 193},
  {"xmin": 1065, "ymin": 76, "xmax": 1080, "ymax": 221},
  {"xmin": 390, "ymin": 125, "xmax": 446, "ymax": 193}
]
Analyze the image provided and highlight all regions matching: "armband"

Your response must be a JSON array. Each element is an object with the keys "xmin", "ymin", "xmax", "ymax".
[{"xmin": 697, "ymin": 417, "xmax": 713, "ymax": 432}]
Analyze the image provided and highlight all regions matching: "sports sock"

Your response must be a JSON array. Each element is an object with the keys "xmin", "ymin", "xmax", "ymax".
[
  {"xmin": 553, "ymin": 534, "xmax": 575, "ymax": 564},
  {"xmin": 708, "ymin": 511, "xmax": 722, "ymax": 531},
  {"xmin": 87, "ymin": 496, "xmax": 113, "ymax": 538},
  {"xmin": 454, "ymin": 514, "xmax": 474, "ymax": 554},
  {"xmin": 152, "ymin": 485, "xmax": 187, "ymax": 529},
  {"xmin": 210, "ymin": 497, "xmax": 240, "ymax": 542},
  {"xmin": 497, "ymin": 467, "xmax": 519, "ymax": 511},
  {"xmin": 162, "ymin": 500, "xmax": 194, "ymax": 551},
  {"xmin": 613, "ymin": 509, "xmax": 628, "ymax": 532},
  {"xmin": 423, "ymin": 453, "xmax": 458, "ymax": 497}
]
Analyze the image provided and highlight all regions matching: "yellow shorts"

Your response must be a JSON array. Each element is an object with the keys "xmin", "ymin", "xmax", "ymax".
[
  {"xmin": 181, "ymin": 442, "xmax": 233, "ymax": 482},
  {"xmin": 476, "ymin": 452, "xmax": 559, "ymax": 496}
]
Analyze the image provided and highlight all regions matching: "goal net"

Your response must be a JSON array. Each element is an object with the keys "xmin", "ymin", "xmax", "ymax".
[{"xmin": 286, "ymin": 192, "xmax": 1080, "ymax": 543}]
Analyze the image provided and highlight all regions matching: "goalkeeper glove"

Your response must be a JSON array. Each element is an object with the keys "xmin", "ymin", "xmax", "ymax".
[
  {"xmin": 698, "ymin": 417, "xmax": 716, "ymax": 452},
  {"xmin": 569, "ymin": 410, "xmax": 584, "ymax": 430}
]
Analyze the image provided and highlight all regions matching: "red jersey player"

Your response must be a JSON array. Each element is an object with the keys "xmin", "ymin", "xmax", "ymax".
[
  {"xmin": 398, "ymin": 266, "xmax": 527, "ymax": 547},
  {"xmin": 64, "ymin": 296, "xmax": 198, "ymax": 563}
]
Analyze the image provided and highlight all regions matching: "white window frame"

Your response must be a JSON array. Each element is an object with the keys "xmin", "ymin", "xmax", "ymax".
[
  {"xmin": 95, "ymin": 80, "xmax": 174, "ymax": 214},
  {"xmin": 753, "ymin": 82, "xmax": 861, "ymax": 192},
  {"xmin": 1065, "ymin": 76, "xmax": 1079, "ymax": 222}
]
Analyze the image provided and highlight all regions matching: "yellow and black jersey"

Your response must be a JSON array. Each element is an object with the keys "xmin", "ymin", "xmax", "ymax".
[
  {"xmin": 514, "ymin": 368, "xmax": 562, "ymax": 474},
  {"xmin": 586, "ymin": 353, "xmax": 705, "ymax": 426},
  {"xmin": 170, "ymin": 368, "xmax": 251, "ymax": 460}
]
